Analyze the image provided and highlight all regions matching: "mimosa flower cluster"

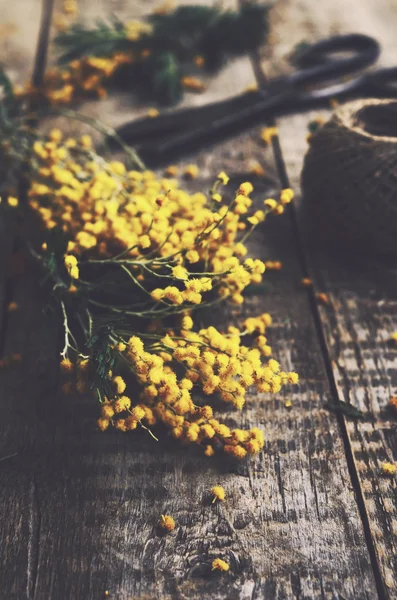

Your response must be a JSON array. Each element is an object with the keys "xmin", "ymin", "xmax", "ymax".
[
  {"xmin": 14, "ymin": 4, "xmax": 269, "ymax": 108},
  {"xmin": 5, "ymin": 127, "xmax": 298, "ymax": 459}
]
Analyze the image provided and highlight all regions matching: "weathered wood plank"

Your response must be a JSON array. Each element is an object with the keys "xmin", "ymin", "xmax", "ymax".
[
  {"xmin": 0, "ymin": 4, "xmax": 43, "ymax": 598},
  {"xmin": 0, "ymin": 1, "xmax": 381, "ymax": 598},
  {"xmin": 264, "ymin": 0, "xmax": 397, "ymax": 595},
  {"xmin": 0, "ymin": 176, "xmax": 378, "ymax": 600},
  {"xmin": 313, "ymin": 257, "xmax": 397, "ymax": 596}
]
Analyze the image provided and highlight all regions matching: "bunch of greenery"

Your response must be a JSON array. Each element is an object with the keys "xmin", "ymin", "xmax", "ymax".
[{"xmin": 46, "ymin": 3, "xmax": 269, "ymax": 105}]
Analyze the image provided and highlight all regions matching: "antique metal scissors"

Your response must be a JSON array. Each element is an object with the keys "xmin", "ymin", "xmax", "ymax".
[{"xmin": 114, "ymin": 34, "xmax": 397, "ymax": 167}]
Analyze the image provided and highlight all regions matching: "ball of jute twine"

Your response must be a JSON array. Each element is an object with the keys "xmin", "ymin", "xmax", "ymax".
[{"xmin": 301, "ymin": 98, "xmax": 397, "ymax": 257}]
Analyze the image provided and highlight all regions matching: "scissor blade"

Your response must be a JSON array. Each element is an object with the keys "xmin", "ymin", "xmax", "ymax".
[
  {"xmin": 113, "ymin": 90, "xmax": 264, "ymax": 146},
  {"xmin": 137, "ymin": 90, "xmax": 290, "ymax": 168}
]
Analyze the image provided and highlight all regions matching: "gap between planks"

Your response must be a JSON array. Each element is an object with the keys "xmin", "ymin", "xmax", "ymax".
[{"xmin": 265, "ymin": 0, "xmax": 397, "ymax": 596}]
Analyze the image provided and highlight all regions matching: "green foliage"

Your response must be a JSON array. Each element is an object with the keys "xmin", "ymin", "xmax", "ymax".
[
  {"xmin": 289, "ymin": 40, "xmax": 311, "ymax": 67},
  {"xmin": 243, "ymin": 283, "xmax": 270, "ymax": 296},
  {"xmin": 0, "ymin": 66, "xmax": 19, "ymax": 124},
  {"xmin": 38, "ymin": 227, "xmax": 70, "ymax": 284},
  {"xmin": 86, "ymin": 325, "xmax": 118, "ymax": 401},
  {"xmin": 0, "ymin": 67, "xmax": 14, "ymax": 105},
  {"xmin": 54, "ymin": 3, "xmax": 269, "ymax": 105},
  {"xmin": 140, "ymin": 51, "xmax": 182, "ymax": 105},
  {"xmin": 325, "ymin": 399, "xmax": 366, "ymax": 420},
  {"xmin": 55, "ymin": 19, "xmax": 131, "ymax": 64}
]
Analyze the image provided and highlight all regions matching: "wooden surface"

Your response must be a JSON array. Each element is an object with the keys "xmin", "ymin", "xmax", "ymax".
[{"xmin": 0, "ymin": 0, "xmax": 397, "ymax": 599}]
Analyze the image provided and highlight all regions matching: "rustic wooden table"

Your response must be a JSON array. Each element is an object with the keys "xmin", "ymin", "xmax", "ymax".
[{"xmin": 1, "ymin": 1, "xmax": 397, "ymax": 599}]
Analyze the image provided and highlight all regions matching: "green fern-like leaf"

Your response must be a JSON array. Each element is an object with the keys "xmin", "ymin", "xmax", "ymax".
[{"xmin": 53, "ymin": 4, "xmax": 270, "ymax": 105}]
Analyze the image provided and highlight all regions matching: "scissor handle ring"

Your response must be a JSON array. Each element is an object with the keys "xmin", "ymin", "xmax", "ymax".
[
  {"xmin": 291, "ymin": 33, "xmax": 380, "ymax": 86},
  {"xmin": 365, "ymin": 67, "xmax": 397, "ymax": 97}
]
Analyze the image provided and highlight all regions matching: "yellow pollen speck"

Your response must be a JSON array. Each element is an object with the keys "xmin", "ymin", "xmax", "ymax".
[
  {"xmin": 160, "ymin": 514, "xmax": 175, "ymax": 531},
  {"xmin": 316, "ymin": 292, "xmax": 329, "ymax": 305},
  {"xmin": 381, "ymin": 462, "xmax": 396, "ymax": 476},
  {"xmin": 212, "ymin": 558, "xmax": 229, "ymax": 572},
  {"xmin": 7, "ymin": 196, "xmax": 19, "ymax": 207},
  {"xmin": 211, "ymin": 485, "xmax": 226, "ymax": 502}
]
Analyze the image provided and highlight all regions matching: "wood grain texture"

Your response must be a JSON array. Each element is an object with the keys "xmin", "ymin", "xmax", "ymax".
[
  {"xmin": 264, "ymin": 0, "xmax": 397, "ymax": 596},
  {"xmin": 0, "ymin": 0, "xmax": 384, "ymax": 598},
  {"xmin": 314, "ymin": 258, "xmax": 397, "ymax": 596},
  {"xmin": 0, "ymin": 180, "xmax": 378, "ymax": 600}
]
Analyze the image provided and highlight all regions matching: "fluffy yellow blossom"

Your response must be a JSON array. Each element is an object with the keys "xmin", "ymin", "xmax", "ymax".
[
  {"xmin": 114, "ymin": 419, "xmax": 127, "ymax": 431},
  {"xmin": 211, "ymin": 485, "xmax": 226, "ymax": 502},
  {"xmin": 60, "ymin": 358, "xmax": 74, "ymax": 373},
  {"xmin": 204, "ymin": 445, "xmax": 215, "ymax": 457},
  {"xmin": 131, "ymin": 405, "xmax": 145, "ymax": 421},
  {"xmin": 101, "ymin": 403, "xmax": 115, "ymax": 419},
  {"xmin": 391, "ymin": 332, "xmax": 397, "ymax": 342},
  {"xmin": 172, "ymin": 265, "xmax": 189, "ymax": 280},
  {"xmin": 63, "ymin": 0, "xmax": 78, "ymax": 15},
  {"xmin": 76, "ymin": 231, "xmax": 96, "ymax": 249},
  {"xmin": 185, "ymin": 249, "xmax": 199, "ymax": 263},
  {"xmin": 280, "ymin": 188, "xmax": 294, "ymax": 204},
  {"xmin": 7, "ymin": 196, "xmax": 18, "ymax": 207},
  {"xmin": 97, "ymin": 418, "xmax": 110, "ymax": 431},
  {"xmin": 181, "ymin": 315, "xmax": 193, "ymax": 330},
  {"xmin": 224, "ymin": 445, "xmax": 247, "ymax": 459},
  {"xmin": 212, "ymin": 558, "xmax": 229, "ymax": 572},
  {"xmin": 160, "ymin": 515, "xmax": 175, "ymax": 531},
  {"xmin": 109, "ymin": 161, "xmax": 126, "ymax": 176},
  {"xmin": 48, "ymin": 130, "xmax": 63, "ymax": 144},
  {"xmin": 64, "ymin": 254, "xmax": 79, "ymax": 279},
  {"xmin": 139, "ymin": 235, "xmax": 151, "ymax": 249},
  {"xmin": 238, "ymin": 182, "xmax": 253, "ymax": 196},
  {"xmin": 54, "ymin": 14, "xmax": 69, "ymax": 31},
  {"xmin": 181, "ymin": 76, "xmax": 205, "ymax": 92},
  {"xmin": 301, "ymin": 277, "xmax": 312, "ymax": 287},
  {"xmin": 260, "ymin": 126, "xmax": 278, "ymax": 145},
  {"xmin": 80, "ymin": 134, "xmax": 92, "ymax": 148},
  {"xmin": 165, "ymin": 165, "xmax": 178, "ymax": 176},
  {"xmin": 114, "ymin": 395, "xmax": 131, "ymax": 413},
  {"xmin": 265, "ymin": 261, "xmax": 282, "ymax": 271},
  {"xmin": 247, "ymin": 210, "xmax": 265, "ymax": 226},
  {"xmin": 147, "ymin": 108, "xmax": 159, "ymax": 118},
  {"xmin": 217, "ymin": 171, "xmax": 229, "ymax": 185},
  {"xmin": 264, "ymin": 198, "xmax": 277, "ymax": 210},
  {"xmin": 113, "ymin": 376, "xmax": 126, "ymax": 394},
  {"xmin": 151, "ymin": 289, "xmax": 164, "ymax": 302},
  {"xmin": 124, "ymin": 19, "xmax": 153, "ymax": 41},
  {"xmin": 184, "ymin": 164, "xmax": 199, "ymax": 179},
  {"xmin": 380, "ymin": 462, "xmax": 396, "ymax": 476}
]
